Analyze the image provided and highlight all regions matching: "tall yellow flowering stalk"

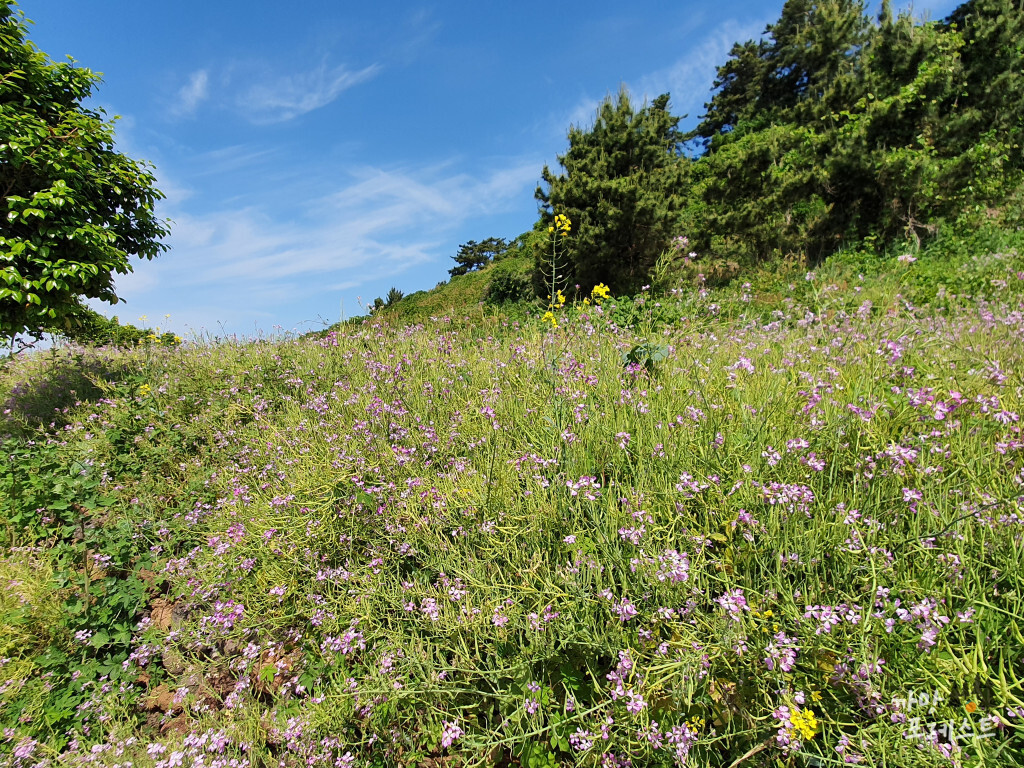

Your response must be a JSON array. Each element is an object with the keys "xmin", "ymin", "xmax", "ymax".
[{"xmin": 541, "ymin": 214, "xmax": 572, "ymax": 322}]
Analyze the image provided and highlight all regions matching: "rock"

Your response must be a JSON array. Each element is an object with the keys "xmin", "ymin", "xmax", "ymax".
[
  {"xmin": 160, "ymin": 714, "xmax": 192, "ymax": 737},
  {"xmin": 142, "ymin": 684, "xmax": 178, "ymax": 714},
  {"xmin": 161, "ymin": 647, "xmax": 187, "ymax": 676},
  {"xmin": 149, "ymin": 598, "xmax": 175, "ymax": 631},
  {"xmin": 181, "ymin": 665, "xmax": 204, "ymax": 691}
]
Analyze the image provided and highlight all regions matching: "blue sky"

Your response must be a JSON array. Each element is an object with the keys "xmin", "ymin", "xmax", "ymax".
[{"xmin": 18, "ymin": 0, "xmax": 962, "ymax": 337}]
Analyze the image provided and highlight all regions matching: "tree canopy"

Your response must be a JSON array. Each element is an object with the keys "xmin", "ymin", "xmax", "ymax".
[
  {"xmin": 449, "ymin": 237, "xmax": 509, "ymax": 277},
  {"xmin": 678, "ymin": 0, "xmax": 1024, "ymax": 266},
  {"xmin": 0, "ymin": 1, "xmax": 168, "ymax": 344},
  {"xmin": 522, "ymin": 0, "xmax": 1024, "ymax": 295},
  {"xmin": 535, "ymin": 90, "xmax": 688, "ymax": 296}
]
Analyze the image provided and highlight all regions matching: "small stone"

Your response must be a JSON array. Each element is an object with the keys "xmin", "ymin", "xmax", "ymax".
[{"xmin": 161, "ymin": 647, "xmax": 186, "ymax": 676}]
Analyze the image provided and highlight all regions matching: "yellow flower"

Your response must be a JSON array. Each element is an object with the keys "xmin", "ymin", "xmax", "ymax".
[
  {"xmin": 138, "ymin": 384, "xmax": 152, "ymax": 397},
  {"xmin": 551, "ymin": 213, "xmax": 572, "ymax": 235},
  {"xmin": 591, "ymin": 283, "xmax": 611, "ymax": 302},
  {"xmin": 789, "ymin": 708, "xmax": 819, "ymax": 740},
  {"xmin": 542, "ymin": 311, "xmax": 558, "ymax": 328},
  {"xmin": 173, "ymin": 335, "xmax": 183, "ymax": 344}
]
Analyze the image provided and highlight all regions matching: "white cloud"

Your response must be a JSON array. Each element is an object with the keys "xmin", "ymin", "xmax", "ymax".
[
  {"xmin": 170, "ymin": 69, "xmax": 209, "ymax": 118},
  {"xmin": 110, "ymin": 157, "xmax": 538, "ymax": 334},
  {"xmin": 634, "ymin": 18, "xmax": 770, "ymax": 122},
  {"xmin": 168, "ymin": 160, "xmax": 537, "ymax": 284},
  {"xmin": 190, "ymin": 144, "xmax": 276, "ymax": 177},
  {"xmin": 238, "ymin": 61, "xmax": 382, "ymax": 123},
  {"xmin": 551, "ymin": 17, "xmax": 771, "ymax": 144}
]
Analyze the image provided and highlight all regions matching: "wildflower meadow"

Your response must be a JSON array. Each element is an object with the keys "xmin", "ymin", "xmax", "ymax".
[{"xmin": 2, "ymin": 247, "xmax": 1024, "ymax": 767}]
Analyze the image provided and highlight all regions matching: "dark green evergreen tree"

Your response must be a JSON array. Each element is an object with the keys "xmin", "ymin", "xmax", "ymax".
[
  {"xmin": 939, "ymin": 0, "xmax": 1024, "ymax": 210},
  {"xmin": 693, "ymin": 39, "xmax": 769, "ymax": 147},
  {"xmin": 945, "ymin": 0, "xmax": 1024, "ymax": 148},
  {"xmin": 535, "ymin": 89, "xmax": 688, "ymax": 295},
  {"xmin": 765, "ymin": 0, "xmax": 871, "ymax": 121},
  {"xmin": 695, "ymin": 0, "xmax": 871, "ymax": 146},
  {"xmin": 684, "ymin": 0, "xmax": 873, "ymax": 262},
  {"xmin": 448, "ymin": 237, "xmax": 509, "ymax": 277},
  {"xmin": 682, "ymin": 0, "xmax": 1023, "ymax": 260}
]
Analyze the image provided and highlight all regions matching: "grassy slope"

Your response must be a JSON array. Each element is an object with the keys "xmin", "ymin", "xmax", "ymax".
[
  {"xmin": 2, "ymin": 229, "xmax": 1024, "ymax": 767},
  {"xmin": 344, "ymin": 251, "xmax": 536, "ymax": 328}
]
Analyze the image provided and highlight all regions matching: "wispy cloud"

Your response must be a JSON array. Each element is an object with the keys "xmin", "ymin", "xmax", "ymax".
[
  {"xmin": 170, "ymin": 69, "xmax": 209, "ymax": 118},
  {"xmin": 384, "ymin": 7, "xmax": 442, "ymax": 66},
  {"xmin": 552, "ymin": 17, "xmax": 770, "ymax": 143},
  {"xmin": 177, "ymin": 160, "xmax": 537, "ymax": 284},
  {"xmin": 188, "ymin": 144, "xmax": 276, "ymax": 177},
  {"xmin": 238, "ymin": 61, "xmax": 382, "ymax": 124},
  {"xmin": 634, "ymin": 18, "xmax": 770, "ymax": 122},
  {"xmin": 110, "ymin": 158, "xmax": 538, "ymax": 333}
]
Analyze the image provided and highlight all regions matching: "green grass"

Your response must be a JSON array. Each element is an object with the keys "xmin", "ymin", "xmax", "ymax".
[
  {"xmin": 341, "ymin": 250, "xmax": 537, "ymax": 328},
  {"xmin": 2, "ymin": 230, "xmax": 1024, "ymax": 767}
]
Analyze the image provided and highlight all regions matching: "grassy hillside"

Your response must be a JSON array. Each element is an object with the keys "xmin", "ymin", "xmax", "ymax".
[
  {"xmin": 2, "ymin": 229, "xmax": 1024, "ymax": 767},
  {"xmin": 350, "ymin": 248, "xmax": 536, "ymax": 328}
]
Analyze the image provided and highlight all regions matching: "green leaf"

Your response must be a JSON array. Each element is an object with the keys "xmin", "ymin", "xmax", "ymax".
[
  {"xmin": 0, "ymin": 8, "xmax": 169, "ymax": 341},
  {"xmin": 90, "ymin": 630, "xmax": 110, "ymax": 648}
]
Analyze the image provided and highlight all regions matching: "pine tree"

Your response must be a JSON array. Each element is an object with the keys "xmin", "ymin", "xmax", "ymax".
[
  {"xmin": 765, "ymin": 0, "xmax": 871, "ymax": 121},
  {"xmin": 535, "ymin": 89, "xmax": 688, "ymax": 294},
  {"xmin": 693, "ymin": 39, "xmax": 769, "ymax": 147},
  {"xmin": 448, "ymin": 238, "xmax": 509, "ymax": 277},
  {"xmin": 695, "ymin": 0, "xmax": 870, "ymax": 145},
  {"xmin": 941, "ymin": 0, "xmax": 1024, "ymax": 167}
]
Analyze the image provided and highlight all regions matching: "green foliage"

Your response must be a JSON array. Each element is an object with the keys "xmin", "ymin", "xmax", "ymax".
[
  {"xmin": 449, "ymin": 237, "xmax": 510, "ymax": 277},
  {"xmin": 670, "ymin": 0, "xmax": 1024, "ymax": 274},
  {"xmin": 621, "ymin": 341, "xmax": 668, "ymax": 375},
  {"xmin": 486, "ymin": 258, "xmax": 534, "ymax": 304},
  {"xmin": 0, "ymin": 2, "xmax": 168, "ymax": 343},
  {"xmin": 385, "ymin": 287, "xmax": 404, "ymax": 306},
  {"xmin": 0, "ymin": 435, "xmax": 157, "ymax": 746},
  {"xmin": 535, "ymin": 89, "xmax": 689, "ymax": 295},
  {"xmin": 54, "ymin": 305, "xmax": 180, "ymax": 348},
  {"xmin": 821, "ymin": 223, "xmax": 1024, "ymax": 308},
  {"xmin": 943, "ymin": 0, "xmax": 1024, "ymax": 162}
]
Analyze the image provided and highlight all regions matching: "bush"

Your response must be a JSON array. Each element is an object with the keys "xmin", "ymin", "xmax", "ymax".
[
  {"xmin": 486, "ymin": 270, "xmax": 533, "ymax": 304},
  {"xmin": 56, "ymin": 308, "xmax": 179, "ymax": 348}
]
